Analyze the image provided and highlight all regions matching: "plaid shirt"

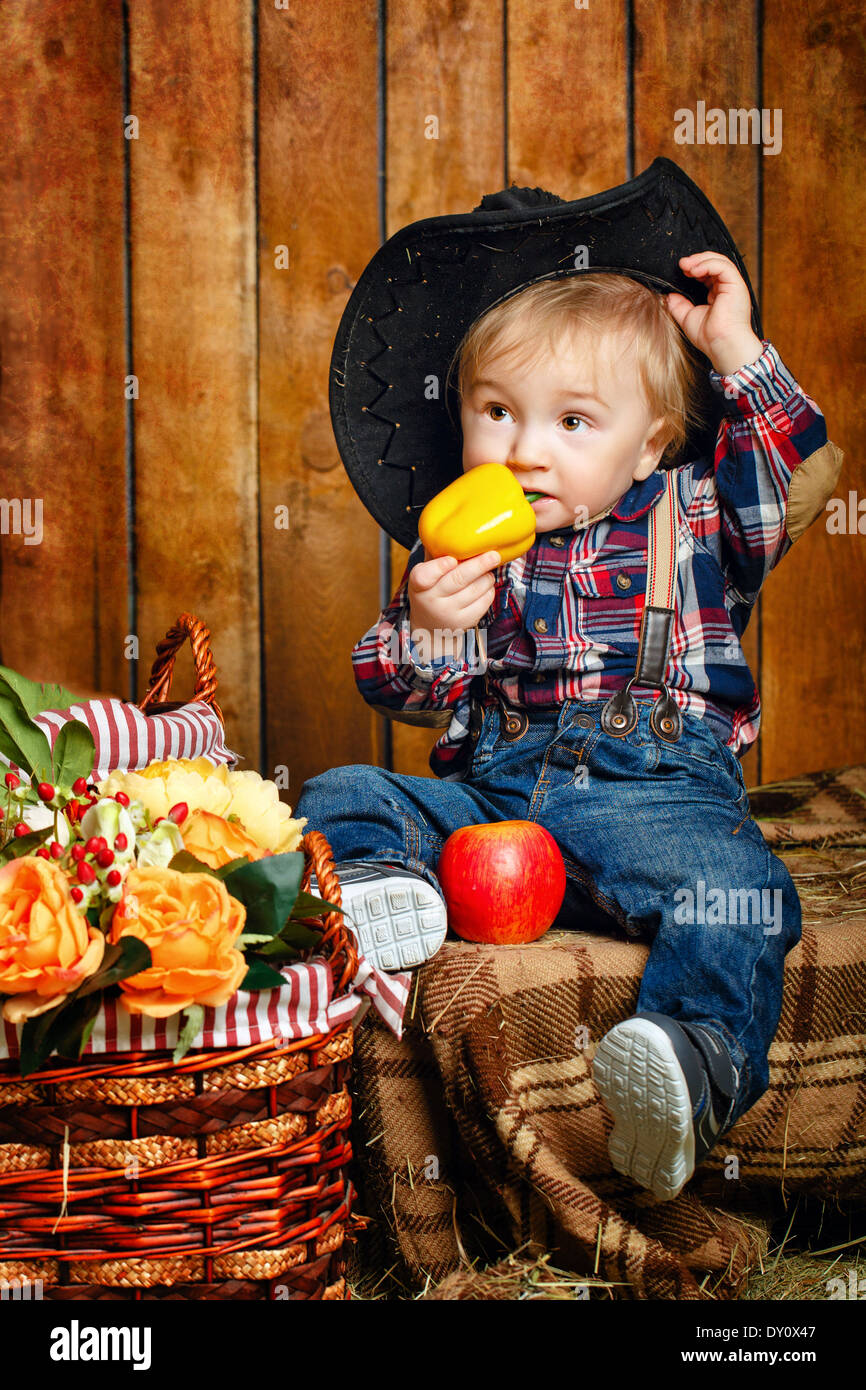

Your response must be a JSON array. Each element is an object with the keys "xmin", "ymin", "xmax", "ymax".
[{"xmin": 352, "ymin": 341, "xmax": 829, "ymax": 780}]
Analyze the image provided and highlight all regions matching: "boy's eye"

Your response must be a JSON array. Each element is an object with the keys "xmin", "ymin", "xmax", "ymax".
[
  {"xmin": 562, "ymin": 415, "xmax": 586, "ymax": 432},
  {"xmin": 485, "ymin": 404, "xmax": 511, "ymax": 421}
]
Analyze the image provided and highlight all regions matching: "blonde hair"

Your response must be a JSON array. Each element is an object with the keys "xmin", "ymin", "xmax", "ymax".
[{"xmin": 452, "ymin": 274, "xmax": 709, "ymax": 466}]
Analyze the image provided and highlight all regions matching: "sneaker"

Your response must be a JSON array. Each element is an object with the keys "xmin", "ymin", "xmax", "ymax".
[
  {"xmin": 308, "ymin": 860, "xmax": 448, "ymax": 972},
  {"xmin": 591, "ymin": 1012, "xmax": 740, "ymax": 1200}
]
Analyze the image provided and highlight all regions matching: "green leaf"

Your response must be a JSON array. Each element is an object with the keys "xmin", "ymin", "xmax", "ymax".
[
  {"xmin": 0, "ymin": 665, "xmax": 81, "ymax": 717},
  {"xmin": 168, "ymin": 849, "xmax": 223, "ymax": 878},
  {"xmin": 240, "ymin": 959, "xmax": 288, "ymax": 991},
  {"xmin": 167, "ymin": 850, "xmax": 253, "ymax": 881},
  {"xmin": 0, "ymin": 827, "xmax": 52, "ymax": 863},
  {"xmin": 223, "ymin": 853, "xmax": 305, "ymax": 939},
  {"xmin": 51, "ymin": 720, "xmax": 96, "ymax": 788},
  {"xmin": 211, "ymin": 856, "xmax": 252, "ymax": 880},
  {"xmin": 255, "ymin": 941, "xmax": 302, "ymax": 961},
  {"xmin": 173, "ymin": 1004, "xmax": 205, "ymax": 1064},
  {"xmin": 50, "ymin": 994, "xmax": 102, "ymax": 1061},
  {"xmin": 273, "ymin": 920, "xmax": 322, "ymax": 950},
  {"xmin": 0, "ymin": 674, "xmax": 54, "ymax": 780},
  {"xmin": 98, "ymin": 903, "xmax": 116, "ymax": 934},
  {"xmin": 76, "ymin": 1011, "xmax": 99, "ymax": 1057},
  {"xmin": 238, "ymin": 932, "xmax": 278, "ymax": 945},
  {"xmin": 19, "ymin": 998, "xmax": 74, "ymax": 1076},
  {"xmin": 74, "ymin": 937, "xmax": 151, "ymax": 999},
  {"xmin": 289, "ymin": 889, "xmax": 345, "ymax": 918}
]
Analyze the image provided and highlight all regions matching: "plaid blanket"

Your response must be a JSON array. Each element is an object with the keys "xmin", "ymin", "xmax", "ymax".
[{"xmin": 351, "ymin": 762, "xmax": 866, "ymax": 1299}]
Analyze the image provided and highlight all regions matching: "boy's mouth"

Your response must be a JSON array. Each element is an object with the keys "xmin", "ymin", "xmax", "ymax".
[{"xmin": 523, "ymin": 489, "xmax": 553, "ymax": 504}]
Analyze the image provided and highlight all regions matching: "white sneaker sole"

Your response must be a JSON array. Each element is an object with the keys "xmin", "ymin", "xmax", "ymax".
[
  {"xmin": 315, "ymin": 874, "xmax": 448, "ymax": 972},
  {"xmin": 592, "ymin": 1017, "xmax": 695, "ymax": 1201}
]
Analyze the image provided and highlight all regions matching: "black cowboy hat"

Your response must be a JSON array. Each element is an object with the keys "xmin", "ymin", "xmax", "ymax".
[{"xmin": 329, "ymin": 156, "xmax": 762, "ymax": 550}]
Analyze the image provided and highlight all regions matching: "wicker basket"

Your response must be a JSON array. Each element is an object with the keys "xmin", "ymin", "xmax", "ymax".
[{"xmin": 0, "ymin": 616, "xmax": 361, "ymax": 1300}]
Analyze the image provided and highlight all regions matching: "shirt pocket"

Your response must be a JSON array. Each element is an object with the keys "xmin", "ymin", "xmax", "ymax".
[{"xmin": 569, "ymin": 557, "xmax": 648, "ymax": 653}]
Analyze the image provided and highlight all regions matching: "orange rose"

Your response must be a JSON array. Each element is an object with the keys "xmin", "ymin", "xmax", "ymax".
[
  {"xmin": 180, "ymin": 808, "xmax": 266, "ymax": 870},
  {"xmin": 0, "ymin": 857, "xmax": 105, "ymax": 1022},
  {"xmin": 110, "ymin": 866, "xmax": 247, "ymax": 1017}
]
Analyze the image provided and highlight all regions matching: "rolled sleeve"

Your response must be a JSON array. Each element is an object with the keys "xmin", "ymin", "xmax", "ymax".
[{"xmin": 710, "ymin": 340, "xmax": 805, "ymax": 422}]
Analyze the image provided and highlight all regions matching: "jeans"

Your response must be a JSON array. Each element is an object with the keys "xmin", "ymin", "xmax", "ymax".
[{"xmin": 296, "ymin": 695, "xmax": 801, "ymax": 1124}]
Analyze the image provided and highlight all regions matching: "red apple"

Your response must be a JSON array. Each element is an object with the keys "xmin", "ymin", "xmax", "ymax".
[{"xmin": 437, "ymin": 820, "xmax": 566, "ymax": 944}]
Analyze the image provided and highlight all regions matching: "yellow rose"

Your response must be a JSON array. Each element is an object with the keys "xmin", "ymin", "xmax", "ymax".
[
  {"xmin": 110, "ymin": 866, "xmax": 247, "ymax": 1018},
  {"xmin": 99, "ymin": 759, "xmax": 306, "ymax": 854},
  {"xmin": 0, "ymin": 857, "xmax": 105, "ymax": 1022},
  {"xmin": 180, "ymin": 808, "xmax": 266, "ymax": 870}
]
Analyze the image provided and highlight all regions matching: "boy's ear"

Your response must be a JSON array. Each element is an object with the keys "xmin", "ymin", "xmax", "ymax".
[{"xmin": 634, "ymin": 417, "xmax": 674, "ymax": 478}]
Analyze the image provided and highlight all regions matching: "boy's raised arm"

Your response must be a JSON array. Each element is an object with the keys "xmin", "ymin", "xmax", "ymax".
[
  {"xmin": 701, "ymin": 342, "xmax": 842, "ymax": 604},
  {"xmin": 667, "ymin": 253, "xmax": 844, "ymax": 605}
]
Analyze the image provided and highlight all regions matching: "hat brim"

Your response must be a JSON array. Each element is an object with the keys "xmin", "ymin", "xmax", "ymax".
[{"xmin": 330, "ymin": 157, "xmax": 762, "ymax": 549}]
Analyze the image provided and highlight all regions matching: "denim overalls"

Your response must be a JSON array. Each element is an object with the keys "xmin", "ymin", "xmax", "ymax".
[{"xmin": 297, "ymin": 472, "xmax": 802, "ymax": 1124}]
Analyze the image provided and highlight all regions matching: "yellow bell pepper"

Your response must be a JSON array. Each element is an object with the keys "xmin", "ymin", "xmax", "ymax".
[{"xmin": 418, "ymin": 463, "xmax": 538, "ymax": 564}]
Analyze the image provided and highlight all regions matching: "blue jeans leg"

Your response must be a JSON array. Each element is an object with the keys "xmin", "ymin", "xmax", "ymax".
[
  {"xmin": 506, "ymin": 698, "xmax": 801, "ymax": 1124},
  {"xmin": 296, "ymin": 763, "xmax": 513, "ymax": 897}
]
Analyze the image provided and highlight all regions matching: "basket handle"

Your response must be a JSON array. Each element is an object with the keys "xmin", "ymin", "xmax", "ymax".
[
  {"xmin": 138, "ymin": 612, "xmax": 224, "ymax": 726},
  {"xmin": 300, "ymin": 830, "xmax": 359, "ymax": 995}
]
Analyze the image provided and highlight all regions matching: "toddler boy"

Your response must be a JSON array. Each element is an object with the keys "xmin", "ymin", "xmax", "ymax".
[{"xmin": 298, "ymin": 175, "xmax": 841, "ymax": 1199}]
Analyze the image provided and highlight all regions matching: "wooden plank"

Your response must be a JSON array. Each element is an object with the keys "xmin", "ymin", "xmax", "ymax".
[
  {"xmin": 258, "ymin": 1, "xmax": 382, "ymax": 799},
  {"xmin": 633, "ymin": 0, "xmax": 762, "ymax": 783},
  {"xmin": 128, "ymin": 1, "xmax": 259, "ymax": 761},
  {"xmin": 386, "ymin": 0, "xmax": 505, "ymax": 778},
  {"xmin": 760, "ymin": 0, "xmax": 866, "ymax": 778},
  {"xmin": 0, "ymin": 1, "xmax": 128, "ymax": 699},
  {"xmin": 508, "ymin": 0, "xmax": 628, "ymax": 196}
]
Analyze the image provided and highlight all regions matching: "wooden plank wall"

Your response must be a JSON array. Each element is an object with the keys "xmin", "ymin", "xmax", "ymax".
[{"xmin": 0, "ymin": 0, "xmax": 863, "ymax": 799}]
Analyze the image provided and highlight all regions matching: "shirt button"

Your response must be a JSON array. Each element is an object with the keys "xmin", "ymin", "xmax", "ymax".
[
  {"xmin": 616, "ymin": 572, "xmax": 632, "ymax": 590},
  {"xmin": 550, "ymin": 536, "xmax": 566, "ymax": 548},
  {"xmin": 533, "ymin": 617, "xmax": 549, "ymax": 633}
]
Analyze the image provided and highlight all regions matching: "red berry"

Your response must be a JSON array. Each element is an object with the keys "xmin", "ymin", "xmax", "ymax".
[
  {"xmin": 153, "ymin": 817, "xmax": 164, "ymax": 826},
  {"xmin": 37, "ymin": 781, "xmax": 55, "ymax": 802},
  {"xmin": 85, "ymin": 836, "xmax": 101, "ymax": 855},
  {"xmin": 5, "ymin": 772, "xmax": 20, "ymax": 790},
  {"xmin": 13, "ymin": 822, "xmax": 29, "ymax": 838},
  {"xmin": 50, "ymin": 841, "xmax": 64, "ymax": 859},
  {"xmin": 0, "ymin": 808, "xmax": 4, "ymax": 820},
  {"xmin": 114, "ymin": 792, "xmax": 130, "ymax": 806},
  {"xmin": 77, "ymin": 860, "xmax": 96, "ymax": 885},
  {"xmin": 72, "ymin": 777, "xmax": 88, "ymax": 796},
  {"xmin": 71, "ymin": 843, "xmax": 87, "ymax": 862},
  {"xmin": 36, "ymin": 845, "xmax": 51, "ymax": 859},
  {"xmin": 114, "ymin": 832, "xmax": 128, "ymax": 852},
  {"xmin": 168, "ymin": 802, "xmax": 189, "ymax": 825},
  {"xmin": 106, "ymin": 869, "xmax": 122, "ymax": 887},
  {"xmin": 70, "ymin": 886, "xmax": 84, "ymax": 903},
  {"xmin": 96, "ymin": 847, "xmax": 114, "ymax": 868}
]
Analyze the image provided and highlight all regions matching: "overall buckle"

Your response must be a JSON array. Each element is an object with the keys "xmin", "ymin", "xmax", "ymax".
[
  {"xmin": 600, "ymin": 679, "xmax": 682, "ymax": 740},
  {"xmin": 499, "ymin": 703, "xmax": 529, "ymax": 741},
  {"xmin": 600, "ymin": 678, "xmax": 638, "ymax": 736}
]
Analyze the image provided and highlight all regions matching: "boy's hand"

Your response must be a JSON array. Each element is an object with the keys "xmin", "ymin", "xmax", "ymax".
[
  {"xmin": 408, "ymin": 549, "xmax": 500, "ymax": 659},
  {"xmin": 666, "ymin": 252, "xmax": 764, "ymax": 375}
]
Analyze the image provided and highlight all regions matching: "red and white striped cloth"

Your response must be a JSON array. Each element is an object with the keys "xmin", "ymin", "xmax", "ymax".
[
  {"xmin": 27, "ymin": 699, "xmax": 235, "ymax": 779},
  {"xmin": 0, "ymin": 955, "xmax": 411, "ymax": 1059}
]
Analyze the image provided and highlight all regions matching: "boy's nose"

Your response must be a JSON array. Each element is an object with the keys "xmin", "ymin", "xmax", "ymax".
[
  {"xmin": 506, "ymin": 427, "xmax": 547, "ymax": 473},
  {"xmin": 506, "ymin": 456, "xmax": 544, "ymax": 478}
]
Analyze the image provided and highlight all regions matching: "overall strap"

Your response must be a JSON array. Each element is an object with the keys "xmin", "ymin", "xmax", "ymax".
[{"xmin": 600, "ymin": 468, "xmax": 683, "ymax": 741}]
